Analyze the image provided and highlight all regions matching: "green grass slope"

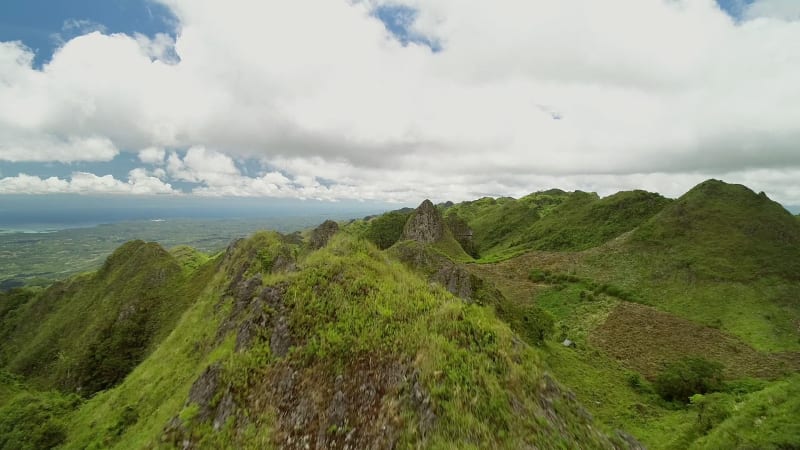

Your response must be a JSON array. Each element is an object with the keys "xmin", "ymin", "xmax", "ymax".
[
  {"xmin": 445, "ymin": 189, "xmax": 670, "ymax": 260},
  {"xmin": 631, "ymin": 179, "xmax": 800, "ymax": 282},
  {"xmin": 0, "ymin": 240, "xmax": 215, "ymax": 395},
  {"xmin": 0, "ymin": 231, "xmax": 641, "ymax": 449},
  {"xmin": 466, "ymin": 180, "xmax": 800, "ymax": 449},
  {"xmin": 443, "ymin": 191, "xmax": 570, "ymax": 258}
]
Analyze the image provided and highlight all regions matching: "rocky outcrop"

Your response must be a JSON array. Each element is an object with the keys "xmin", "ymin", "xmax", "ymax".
[
  {"xmin": 310, "ymin": 220, "xmax": 340, "ymax": 249},
  {"xmin": 444, "ymin": 214, "xmax": 477, "ymax": 257},
  {"xmin": 403, "ymin": 200, "xmax": 445, "ymax": 244}
]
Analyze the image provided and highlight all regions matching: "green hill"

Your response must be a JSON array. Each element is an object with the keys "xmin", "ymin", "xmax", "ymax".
[
  {"xmin": 443, "ymin": 189, "xmax": 670, "ymax": 260},
  {"xmin": 1, "ymin": 179, "xmax": 798, "ymax": 450},
  {"xmin": 462, "ymin": 179, "xmax": 800, "ymax": 449},
  {"xmin": 0, "ymin": 230, "xmax": 636, "ymax": 449},
  {"xmin": 0, "ymin": 240, "xmax": 215, "ymax": 395},
  {"xmin": 631, "ymin": 179, "xmax": 800, "ymax": 282}
]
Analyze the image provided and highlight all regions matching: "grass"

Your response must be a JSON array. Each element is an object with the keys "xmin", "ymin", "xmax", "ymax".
[
  {"xmin": 2, "ymin": 179, "xmax": 798, "ymax": 449},
  {"xmin": 691, "ymin": 375, "xmax": 800, "ymax": 449},
  {"xmin": 445, "ymin": 189, "xmax": 670, "ymax": 261},
  {"xmin": 0, "ymin": 230, "xmax": 636, "ymax": 449},
  {"xmin": 0, "ymin": 218, "xmax": 326, "ymax": 289},
  {"xmin": 0, "ymin": 241, "xmax": 216, "ymax": 394},
  {"xmin": 631, "ymin": 179, "xmax": 800, "ymax": 282}
]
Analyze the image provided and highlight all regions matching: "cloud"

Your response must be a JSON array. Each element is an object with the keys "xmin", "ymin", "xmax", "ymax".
[
  {"xmin": 745, "ymin": 0, "xmax": 800, "ymax": 20},
  {"xmin": 138, "ymin": 147, "xmax": 166, "ymax": 165},
  {"xmin": 0, "ymin": 170, "xmax": 177, "ymax": 195},
  {"xmin": 1, "ymin": 1, "xmax": 800, "ymax": 203}
]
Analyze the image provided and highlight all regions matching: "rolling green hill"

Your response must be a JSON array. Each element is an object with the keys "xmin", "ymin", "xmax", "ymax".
[
  {"xmin": 631, "ymin": 179, "xmax": 800, "ymax": 282},
  {"xmin": 443, "ymin": 189, "xmax": 671, "ymax": 260},
  {"xmin": 0, "ymin": 228, "xmax": 636, "ymax": 449},
  {"xmin": 0, "ymin": 179, "xmax": 798, "ymax": 449},
  {"xmin": 0, "ymin": 240, "xmax": 215, "ymax": 395}
]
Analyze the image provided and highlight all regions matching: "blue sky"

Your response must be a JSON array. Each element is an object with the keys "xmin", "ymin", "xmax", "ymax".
[{"xmin": 0, "ymin": 0, "xmax": 177, "ymax": 68}]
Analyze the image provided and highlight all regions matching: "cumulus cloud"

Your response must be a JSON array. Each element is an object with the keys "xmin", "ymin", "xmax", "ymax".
[
  {"xmin": 138, "ymin": 146, "xmax": 166, "ymax": 165},
  {"xmin": 1, "ymin": 0, "xmax": 800, "ymax": 203},
  {"xmin": 0, "ymin": 170, "xmax": 176, "ymax": 195}
]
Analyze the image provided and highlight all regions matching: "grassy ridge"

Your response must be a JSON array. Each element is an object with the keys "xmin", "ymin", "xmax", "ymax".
[
  {"xmin": 444, "ymin": 189, "xmax": 670, "ymax": 260},
  {"xmin": 0, "ymin": 240, "xmax": 215, "ymax": 394},
  {"xmin": 1, "ymin": 179, "xmax": 797, "ymax": 449},
  {"xmin": 632, "ymin": 179, "xmax": 800, "ymax": 281},
  {"xmin": 1, "ymin": 231, "xmax": 635, "ymax": 449}
]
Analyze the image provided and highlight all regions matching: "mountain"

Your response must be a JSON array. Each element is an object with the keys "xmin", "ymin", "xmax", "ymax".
[
  {"xmin": 630, "ymin": 179, "xmax": 800, "ymax": 282},
  {"xmin": 443, "ymin": 189, "xmax": 671, "ymax": 260},
  {"xmin": 0, "ymin": 227, "xmax": 636, "ymax": 449},
  {"xmin": 1, "ymin": 179, "xmax": 798, "ymax": 450},
  {"xmin": 0, "ymin": 241, "xmax": 214, "ymax": 395}
]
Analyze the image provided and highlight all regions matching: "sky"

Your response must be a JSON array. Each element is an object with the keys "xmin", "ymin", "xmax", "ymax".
[{"xmin": 1, "ymin": 0, "xmax": 800, "ymax": 208}]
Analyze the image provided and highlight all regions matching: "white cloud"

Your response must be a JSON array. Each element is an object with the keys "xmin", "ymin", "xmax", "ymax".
[
  {"xmin": 0, "ymin": 132, "xmax": 118, "ymax": 163},
  {"xmin": 1, "ymin": 0, "xmax": 800, "ymax": 203},
  {"xmin": 138, "ymin": 146, "xmax": 166, "ymax": 165},
  {"xmin": 745, "ymin": 0, "xmax": 800, "ymax": 20},
  {"xmin": 0, "ymin": 170, "xmax": 177, "ymax": 195},
  {"xmin": 166, "ymin": 146, "xmax": 239, "ymax": 184}
]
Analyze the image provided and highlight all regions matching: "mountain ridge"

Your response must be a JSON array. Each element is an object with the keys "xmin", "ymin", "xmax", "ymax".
[{"xmin": 0, "ymin": 178, "xmax": 798, "ymax": 449}]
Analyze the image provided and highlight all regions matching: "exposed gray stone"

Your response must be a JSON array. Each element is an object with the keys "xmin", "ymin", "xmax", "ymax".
[
  {"xmin": 310, "ymin": 220, "xmax": 340, "ymax": 249},
  {"xmin": 402, "ymin": 200, "xmax": 444, "ymax": 244}
]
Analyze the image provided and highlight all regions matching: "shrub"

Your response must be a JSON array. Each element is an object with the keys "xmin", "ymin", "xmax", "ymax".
[
  {"xmin": 0, "ymin": 391, "xmax": 80, "ymax": 450},
  {"xmin": 364, "ymin": 212, "xmax": 410, "ymax": 250},
  {"xmin": 690, "ymin": 393, "xmax": 733, "ymax": 434},
  {"xmin": 655, "ymin": 357, "xmax": 724, "ymax": 403},
  {"xmin": 501, "ymin": 303, "xmax": 554, "ymax": 346}
]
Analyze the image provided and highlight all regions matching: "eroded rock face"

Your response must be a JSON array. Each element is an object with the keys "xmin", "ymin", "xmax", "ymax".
[
  {"xmin": 310, "ymin": 220, "xmax": 340, "ymax": 249},
  {"xmin": 264, "ymin": 357, "xmax": 432, "ymax": 450},
  {"xmin": 403, "ymin": 200, "xmax": 444, "ymax": 244},
  {"xmin": 431, "ymin": 263, "xmax": 475, "ymax": 300}
]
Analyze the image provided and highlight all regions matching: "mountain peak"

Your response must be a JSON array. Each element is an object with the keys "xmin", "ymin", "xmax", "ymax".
[{"xmin": 402, "ymin": 199, "xmax": 445, "ymax": 244}]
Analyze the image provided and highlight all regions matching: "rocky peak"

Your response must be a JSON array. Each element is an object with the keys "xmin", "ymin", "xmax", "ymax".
[
  {"xmin": 309, "ymin": 220, "xmax": 339, "ymax": 249},
  {"xmin": 403, "ymin": 199, "xmax": 444, "ymax": 244}
]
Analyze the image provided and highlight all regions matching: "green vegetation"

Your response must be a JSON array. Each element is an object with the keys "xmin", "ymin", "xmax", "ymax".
[
  {"xmin": 445, "ymin": 189, "xmax": 670, "ymax": 260},
  {"xmin": 443, "ymin": 191, "xmax": 568, "ymax": 259},
  {"xmin": 655, "ymin": 357, "xmax": 724, "ymax": 403},
  {"xmin": 632, "ymin": 179, "xmax": 800, "ymax": 282},
  {"xmin": 362, "ymin": 210, "xmax": 410, "ymax": 249},
  {"xmin": 0, "ymin": 388, "xmax": 81, "ymax": 450},
  {"xmin": 693, "ymin": 375, "xmax": 800, "ymax": 449},
  {"xmin": 462, "ymin": 179, "xmax": 800, "ymax": 449},
  {"xmin": 0, "ymin": 179, "xmax": 798, "ymax": 449},
  {"xmin": 0, "ymin": 228, "xmax": 633, "ymax": 448},
  {"xmin": 0, "ymin": 217, "xmax": 340, "ymax": 290},
  {"xmin": 0, "ymin": 240, "xmax": 215, "ymax": 394}
]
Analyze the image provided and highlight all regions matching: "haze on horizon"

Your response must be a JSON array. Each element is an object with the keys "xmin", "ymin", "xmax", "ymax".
[{"xmin": 1, "ymin": 0, "xmax": 800, "ymax": 208}]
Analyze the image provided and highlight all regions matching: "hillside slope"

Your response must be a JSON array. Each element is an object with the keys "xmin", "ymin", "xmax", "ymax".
[
  {"xmin": 0, "ymin": 240, "xmax": 215, "ymax": 395},
  {"xmin": 463, "ymin": 179, "xmax": 800, "ymax": 449},
  {"xmin": 631, "ymin": 179, "xmax": 800, "ymax": 281},
  {"xmin": 0, "ymin": 229, "xmax": 638, "ymax": 449},
  {"xmin": 444, "ymin": 189, "xmax": 670, "ymax": 260}
]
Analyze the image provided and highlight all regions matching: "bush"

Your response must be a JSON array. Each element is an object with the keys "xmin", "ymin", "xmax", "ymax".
[
  {"xmin": 501, "ymin": 303, "xmax": 554, "ymax": 346},
  {"xmin": 690, "ymin": 393, "xmax": 733, "ymax": 434},
  {"xmin": 655, "ymin": 357, "xmax": 724, "ymax": 403},
  {"xmin": 0, "ymin": 391, "xmax": 80, "ymax": 450},
  {"xmin": 529, "ymin": 269, "xmax": 549, "ymax": 283},
  {"xmin": 364, "ymin": 212, "xmax": 410, "ymax": 250}
]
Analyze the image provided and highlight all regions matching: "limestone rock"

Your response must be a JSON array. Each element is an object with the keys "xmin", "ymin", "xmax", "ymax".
[
  {"xmin": 403, "ymin": 199, "xmax": 444, "ymax": 244},
  {"xmin": 309, "ymin": 220, "xmax": 339, "ymax": 249}
]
